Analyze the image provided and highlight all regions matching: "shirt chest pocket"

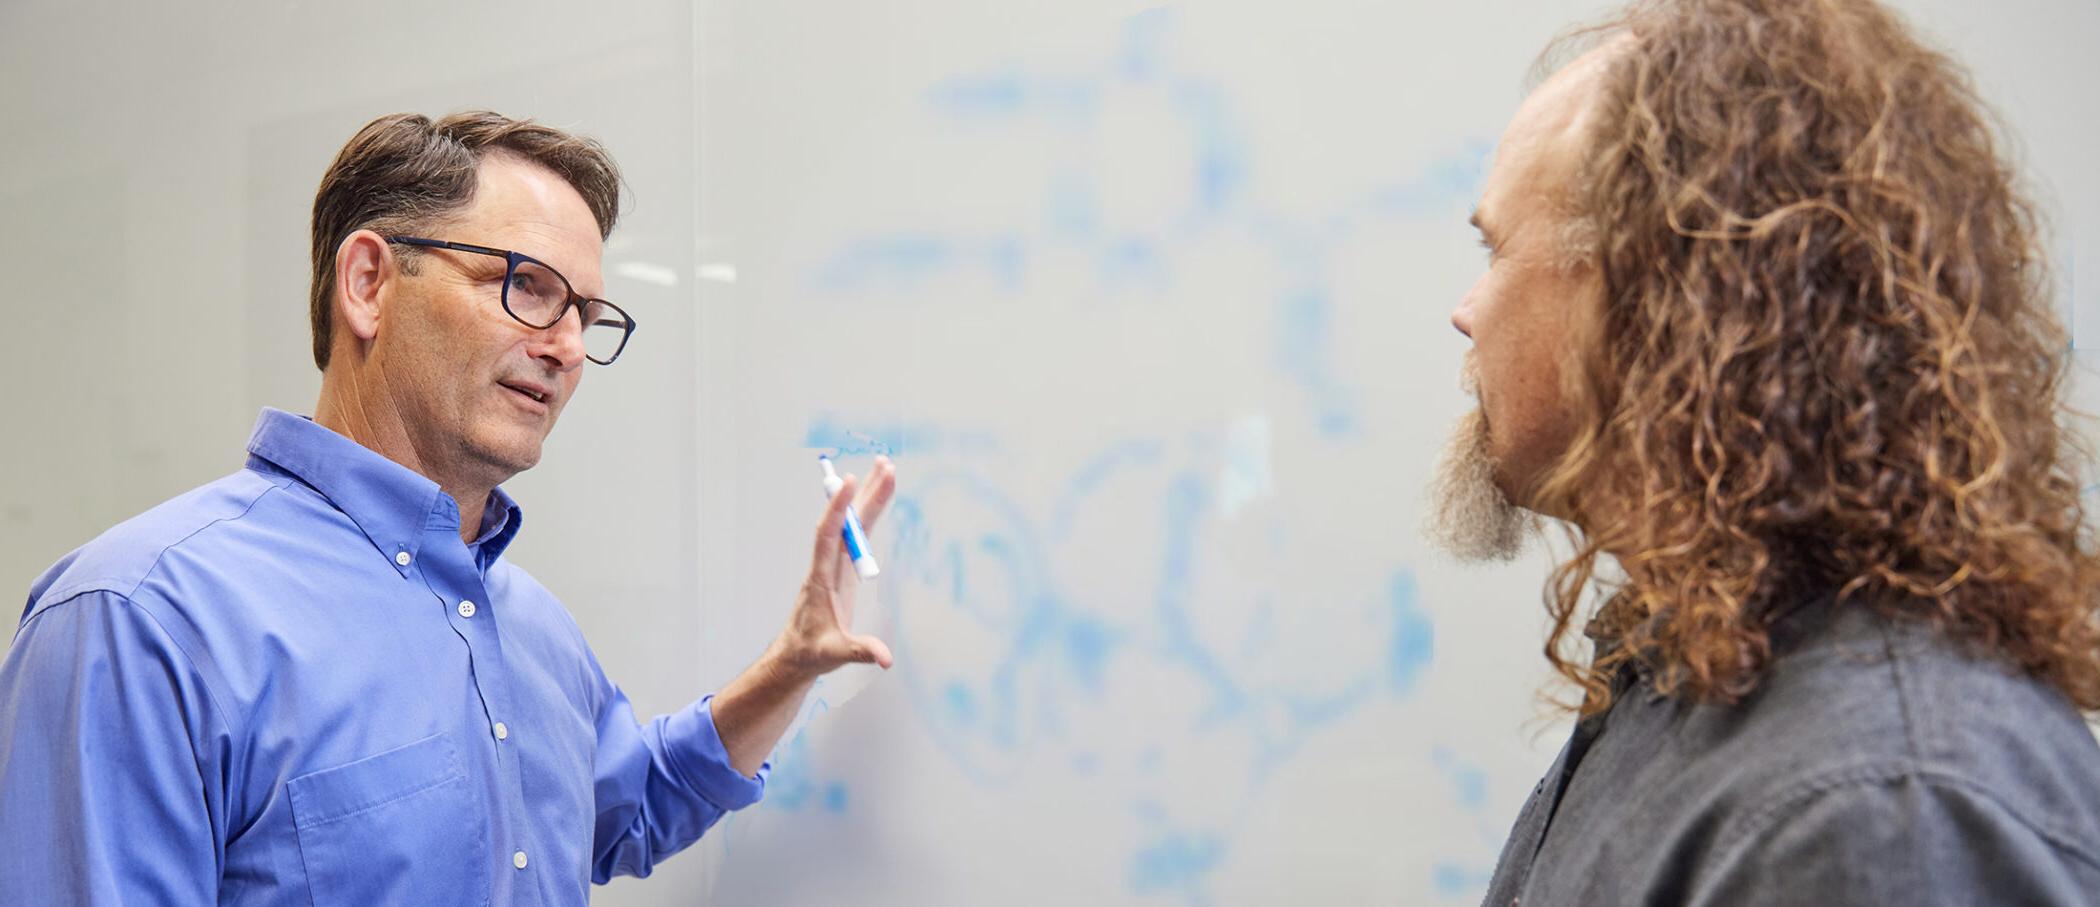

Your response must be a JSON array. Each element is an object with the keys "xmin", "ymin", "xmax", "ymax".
[{"xmin": 288, "ymin": 732, "xmax": 491, "ymax": 907}]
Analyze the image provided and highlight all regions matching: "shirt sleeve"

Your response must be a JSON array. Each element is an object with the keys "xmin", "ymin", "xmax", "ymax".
[
  {"xmin": 585, "ymin": 647, "xmax": 769, "ymax": 883},
  {"xmin": 1686, "ymin": 770, "xmax": 2100, "ymax": 906},
  {"xmin": 0, "ymin": 590, "xmax": 229, "ymax": 906}
]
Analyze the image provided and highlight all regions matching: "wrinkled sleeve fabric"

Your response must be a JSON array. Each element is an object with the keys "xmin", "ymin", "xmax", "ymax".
[
  {"xmin": 0, "ymin": 591, "xmax": 229, "ymax": 906},
  {"xmin": 1687, "ymin": 771, "xmax": 2100, "ymax": 907},
  {"xmin": 585, "ymin": 645, "xmax": 768, "ymax": 883}
]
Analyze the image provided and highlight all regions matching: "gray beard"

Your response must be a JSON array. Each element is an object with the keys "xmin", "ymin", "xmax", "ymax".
[{"xmin": 1423, "ymin": 405, "xmax": 1530, "ymax": 562}]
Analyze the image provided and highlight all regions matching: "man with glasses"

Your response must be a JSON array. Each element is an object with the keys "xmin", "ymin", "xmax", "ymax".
[{"xmin": 0, "ymin": 111, "xmax": 893, "ymax": 905}]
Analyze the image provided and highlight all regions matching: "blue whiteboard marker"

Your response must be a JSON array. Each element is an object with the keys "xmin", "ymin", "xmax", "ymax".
[{"xmin": 819, "ymin": 456, "xmax": 881, "ymax": 580}]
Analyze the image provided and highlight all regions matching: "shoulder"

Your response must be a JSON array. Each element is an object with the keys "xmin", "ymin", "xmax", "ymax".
[
  {"xmin": 1676, "ymin": 605, "xmax": 2100, "ymax": 895},
  {"xmin": 1685, "ymin": 604, "xmax": 2100, "ymax": 781},
  {"xmin": 1758, "ymin": 606, "xmax": 2100, "ymax": 824},
  {"xmin": 23, "ymin": 467, "xmax": 297, "ymax": 624},
  {"xmin": 1681, "ymin": 754, "xmax": 2100, "ymax": 905}
]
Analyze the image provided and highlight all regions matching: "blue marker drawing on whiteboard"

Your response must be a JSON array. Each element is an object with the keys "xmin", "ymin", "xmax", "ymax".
[{"xmin": 820, "ymin": 456, "xmax": 881, "ymax": 580}]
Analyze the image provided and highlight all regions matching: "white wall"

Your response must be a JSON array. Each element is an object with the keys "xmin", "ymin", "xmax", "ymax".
[{"xmin": 3, "ymin": 2, "xmax": 2094, "ymax": 905}]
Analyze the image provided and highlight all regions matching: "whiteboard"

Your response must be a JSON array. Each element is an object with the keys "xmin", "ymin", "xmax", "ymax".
[
  {"xmin": 684, "ymin": 1, "xmax": 2099, "ymax": 904},
  {"xmin": 1, "ymin": 1, "xmax": 2094, "ymax": 905}
]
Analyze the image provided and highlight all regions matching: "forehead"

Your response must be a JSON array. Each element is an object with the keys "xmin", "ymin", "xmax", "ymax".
[
  {"xmin": 450, "ymin": 153, "xmax": 605, "ymax": 293},
  {"xmin": 1478, "ymin": 41, "xmax": 1622, "ymax": 226}
]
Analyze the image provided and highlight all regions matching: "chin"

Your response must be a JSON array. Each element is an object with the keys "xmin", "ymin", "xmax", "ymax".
[
  {"xmin": 467, "ymin": 427, "xmax": 545, "ymax": 479},
  {"xmin": 1425, "ymin": 406, "xmax": 1531, "ymax": 562},
  {"xmin": 500, "ymin": 435, "xmax": 545, "ymax": 471},
  {"xmin": 504, "ymin": 447, "xmax": 544, "ymax": 474}
]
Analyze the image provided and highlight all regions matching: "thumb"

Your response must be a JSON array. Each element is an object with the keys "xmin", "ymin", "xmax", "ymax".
[{"xmin": 846, "ymin": 633, "xmax": 894, "ymax": 670}]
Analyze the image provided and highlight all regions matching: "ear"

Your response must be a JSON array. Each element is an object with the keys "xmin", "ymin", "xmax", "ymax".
[{"xmin": 334, "ymin": 229, "xmax": 394, "ymax": 344}]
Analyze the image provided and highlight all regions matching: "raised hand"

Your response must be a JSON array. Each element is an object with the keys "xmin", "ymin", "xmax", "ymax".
[{"xmin": 780, "ymin": 456, "xmax": 897, "ymax": 673}]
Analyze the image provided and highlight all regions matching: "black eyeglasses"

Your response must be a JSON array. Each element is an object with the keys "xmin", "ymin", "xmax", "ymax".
[{"xmin": 386, "ymin": 236, "xmax": 636, "ymax": 365}]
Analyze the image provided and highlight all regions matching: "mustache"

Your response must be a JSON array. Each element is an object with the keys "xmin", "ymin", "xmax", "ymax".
[{"xmin": 1460, "ymin": 353, "xmax": 1481, "ymax": 398}]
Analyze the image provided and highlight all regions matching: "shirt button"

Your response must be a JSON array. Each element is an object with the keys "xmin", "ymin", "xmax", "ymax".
[
  {"xmin": 513, "ymin": 850, "xmax": 528, "ymax": 870},
  {"xmin": 494, "ymin": 722, "xmax": 509, "ymax": 741},
  {"xmin": 458, "ymin": 600, "xmax": 477, "ymax": 619},
  {"xmin": 395, "ymin": 551, "xmax": 412, "ymax": 566}
]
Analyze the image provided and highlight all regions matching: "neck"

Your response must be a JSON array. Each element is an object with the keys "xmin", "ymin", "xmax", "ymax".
[
  {"xmin": 315, "ymin": 362, "xmax": 492, "ymax": 544},
  {"xmin": 452, "ymin": 492, "xmax": 491, "ymax": 546}
]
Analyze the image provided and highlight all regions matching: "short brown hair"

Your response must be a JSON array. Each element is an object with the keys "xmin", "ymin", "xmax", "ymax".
[
  {"xmin": 307, "ymin": 111, "xmax": 623, "ymax": 369},
  {"xmin": 1530, "ymin": 0, "xmax": 2100, "ymax": 716}
]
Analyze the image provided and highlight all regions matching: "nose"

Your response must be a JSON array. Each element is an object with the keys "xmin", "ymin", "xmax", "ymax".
[
  {"xmin": 1451, "ymin": 273, "xmax": 1485, "ymax": 338},
  {"xmin": 529, "ymin": 302, "xmax": 589, "ymax": 371}
]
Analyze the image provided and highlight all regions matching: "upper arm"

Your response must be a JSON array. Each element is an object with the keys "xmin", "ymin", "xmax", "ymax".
[
  {"xmin": 1687, "ymin": 769, "xmax": 2100, "ymax": 907},
  {"xmin": 0, "ymin": 591, "xmax": 228, "ymax": 905}
]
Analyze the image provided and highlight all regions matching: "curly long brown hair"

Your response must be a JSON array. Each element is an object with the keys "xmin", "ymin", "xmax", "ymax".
[{"xmin": 1529, "ymin": 0, "xmax": 2100, "ymax": 716}]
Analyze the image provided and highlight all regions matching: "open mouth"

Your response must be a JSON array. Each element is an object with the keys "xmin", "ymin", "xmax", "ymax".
[{"xmin": 500, "ymin": 382, "xmax": 549, "ymax": 405}]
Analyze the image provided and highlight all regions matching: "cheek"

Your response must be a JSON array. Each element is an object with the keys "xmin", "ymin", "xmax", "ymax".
[
  {"xmin": 549, "ymin": 374, "xmax": 583, "ymax": 418},
  {"xmin": 1476, "ymin": 339, "xmax": 1560, "ymax": 457},
  {"xmin": 429, "ymin": 333, "xmax": 509, "ymax": 417},
  {"xmin": 376, "ymin": 307, "xmax": 448, "ymax": 382}
]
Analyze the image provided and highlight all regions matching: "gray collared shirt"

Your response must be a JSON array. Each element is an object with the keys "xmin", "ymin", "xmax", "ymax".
[{"xmin": 1482, "ymin": 600, "xmax": 2100, "ymax": 906}]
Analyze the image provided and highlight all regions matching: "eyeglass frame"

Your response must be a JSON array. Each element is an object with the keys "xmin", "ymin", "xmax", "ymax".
[{"xmin": 384, "ymin": 235, "xmax": 637, "ymax": 365}]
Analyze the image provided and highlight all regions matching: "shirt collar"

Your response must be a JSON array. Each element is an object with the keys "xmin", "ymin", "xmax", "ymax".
[
  {"xmin": 243, "ymin": 408, "xmax": 525, "ymax": 570},
  {"xmin": 471, "ymin": 486, "xmax": 525, "ymax": 571}
]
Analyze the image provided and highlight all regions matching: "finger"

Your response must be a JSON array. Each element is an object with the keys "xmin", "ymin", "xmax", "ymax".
[
  {"xmin": 818, "ymin": 550, "xmax": 852, "ymax": 621},
  {"xmin": 845, "ymin": 633, "xmax": 894, "ymax": 670},
  {"xmin": 832, "ymin": 547, "xmax": 859, "ymax": 606},
  {"xmin": 856, "ymin": 458, "xmax": 897, "ymax": 530},
  {"xmin": 810, "ymin": 474, "xmax": 859, "ymax": 578}
]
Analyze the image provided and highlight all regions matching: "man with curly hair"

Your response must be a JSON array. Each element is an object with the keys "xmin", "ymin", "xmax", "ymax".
[{"xmin": 1432, "ymin": 0, "xmax": 2100, "ymax": 903}]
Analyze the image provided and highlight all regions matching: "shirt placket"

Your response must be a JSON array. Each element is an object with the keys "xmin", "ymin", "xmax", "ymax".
[{"xmin": 420, "ymin": 519, "xmax": 546, "ymax": 907}]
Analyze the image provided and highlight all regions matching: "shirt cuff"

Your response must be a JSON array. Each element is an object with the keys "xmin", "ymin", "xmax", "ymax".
[{"xmin": 662, "ymin": 695, "xmax": 770, "ymax": 811}]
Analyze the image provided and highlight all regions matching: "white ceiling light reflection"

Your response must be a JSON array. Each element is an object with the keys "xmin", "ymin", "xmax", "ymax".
[{"xmin": 612, "ymin": 261, "xmax": 679, "ymax": 287}]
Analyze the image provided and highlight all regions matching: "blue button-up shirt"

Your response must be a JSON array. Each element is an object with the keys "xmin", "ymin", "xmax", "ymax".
[{"xmin": 0, "ymin": 408, "xmax": 767, "ymax": 906}]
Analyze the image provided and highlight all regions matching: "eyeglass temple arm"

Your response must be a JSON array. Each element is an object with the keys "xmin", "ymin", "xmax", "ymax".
[{"xmin": 386, "ymin": 236, "xmax": 510, "ymax": 259}]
